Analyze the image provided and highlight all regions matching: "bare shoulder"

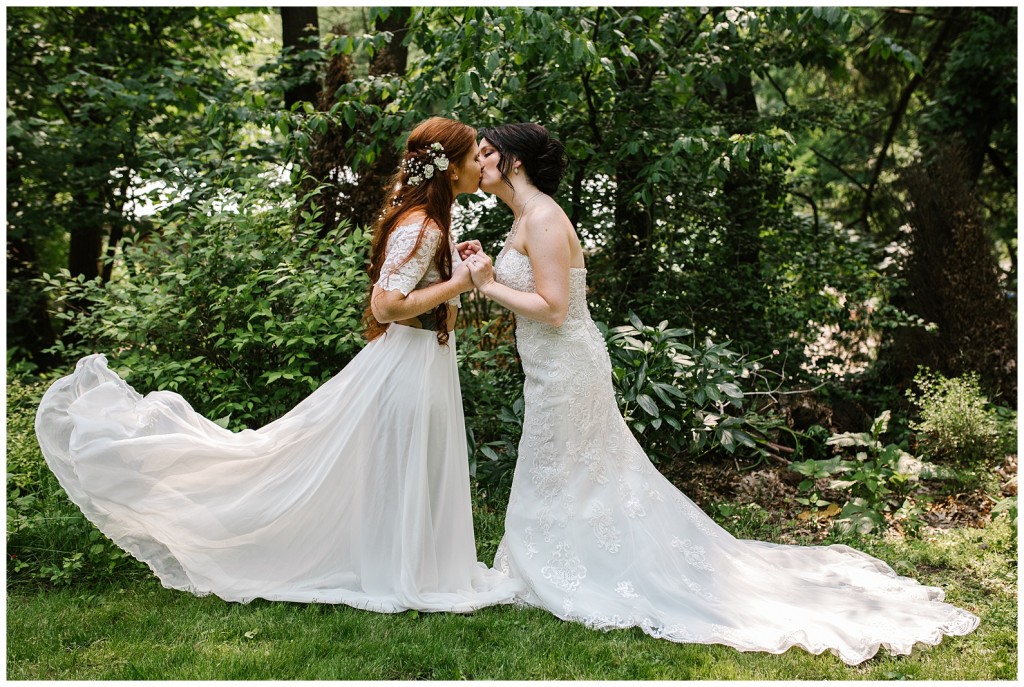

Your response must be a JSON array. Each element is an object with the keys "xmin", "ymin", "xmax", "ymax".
[{"xmin": 524, "ymin": 201, "xmax": 573, "ymax": 237}]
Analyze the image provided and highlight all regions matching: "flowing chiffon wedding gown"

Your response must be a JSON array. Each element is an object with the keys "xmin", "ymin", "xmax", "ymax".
[
  {"xmin": 34, "ymin": 221, "xmax": 520, "ymax": 612},
  {"xmin": 490, "ymin": 245, "xmax": 979, "ymax": 665}
]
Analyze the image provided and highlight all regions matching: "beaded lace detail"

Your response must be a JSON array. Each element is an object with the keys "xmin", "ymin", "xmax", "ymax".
[{"xmin": 376, "ymin": 221, "xmax": 461, "ymax": 307}]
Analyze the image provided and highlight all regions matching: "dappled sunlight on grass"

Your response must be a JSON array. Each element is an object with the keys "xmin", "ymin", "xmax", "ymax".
[{"xmin": 7, "ymin": 514, "xmax": 1016, "ymax": 683}]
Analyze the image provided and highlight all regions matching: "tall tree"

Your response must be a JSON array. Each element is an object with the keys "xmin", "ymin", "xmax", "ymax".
[
  {"xmin": 6, "ymin": 6, "xmax": 262, "ymax": 367},
  {"xmin": 893, "ymin": 147, "xmax": 1016, "ymax": 403},
  {"xmin": 280, "ymin": 7, "xmax": 321, "ymax": 109},
  {"xmin": 883, "ymin": 7, "xmax": 1018, "ymax": 402},
  {"xmin": 299, "ymin": 7, "xmax": 412, "ymax": 234}
]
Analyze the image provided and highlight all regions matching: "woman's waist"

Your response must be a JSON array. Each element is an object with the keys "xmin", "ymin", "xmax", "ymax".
[
  {"xmin": 395, "ymin": 303, "xmax": 458, "ymax": 332},
  {"xmin": 516, "ymin": 331, "xmax": 610, "ymax": 366},
  {"xmin": 514, "ymin": 313, "xmax": 599, "ymax": 338}
]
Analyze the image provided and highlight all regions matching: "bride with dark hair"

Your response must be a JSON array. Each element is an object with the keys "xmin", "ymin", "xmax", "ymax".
[
  {"xmin": 462, "ymin": 121, "xmax": 979, "ymax": 664},
  {"xmin": 35, "ymin": 116, "xmax": 520, "ymax": 613}
]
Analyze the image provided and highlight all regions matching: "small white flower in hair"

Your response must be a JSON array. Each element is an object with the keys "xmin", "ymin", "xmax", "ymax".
[{"xmin": 403, "ymin": 142, "xmax": 449, "ymax": 186}]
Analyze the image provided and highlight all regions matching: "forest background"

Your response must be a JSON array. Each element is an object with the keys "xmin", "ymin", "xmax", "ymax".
[{"xmin": 5, "ymin": 5, "xmax": 1019, "ymax": 680}]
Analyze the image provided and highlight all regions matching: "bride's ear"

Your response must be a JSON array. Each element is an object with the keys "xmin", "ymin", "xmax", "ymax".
[{"xmin": 447, "ymin": 160, "xmax": 463, "ymax": 182}]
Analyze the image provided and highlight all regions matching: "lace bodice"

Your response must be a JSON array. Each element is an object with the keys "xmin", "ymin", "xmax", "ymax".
[
  {"xmin": 493, "ymin": 246, "xmax": 591, "ymax": 334},
  {"xmin": 376, "ymin": 221, "xmax": 461, "ymax": 307}
]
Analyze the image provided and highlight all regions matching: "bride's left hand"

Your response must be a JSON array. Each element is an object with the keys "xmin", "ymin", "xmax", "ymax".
[
  {"xmin": 456, "ymin": 239, "xmax": 483, "ymax": 261},
  {"xmin": 465, "ymin": 252, "xmax": 495, "ymax": 290}
]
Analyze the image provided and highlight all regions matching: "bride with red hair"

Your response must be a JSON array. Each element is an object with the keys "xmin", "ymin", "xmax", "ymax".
[{"xmin": 35, "ymin": 116, "xmax": 520, "ymax": 613}]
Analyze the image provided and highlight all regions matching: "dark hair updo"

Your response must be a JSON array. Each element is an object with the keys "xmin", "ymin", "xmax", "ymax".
[{"xmin": 478, "ymin": 122, "xmax": 568, "ymax": 197}]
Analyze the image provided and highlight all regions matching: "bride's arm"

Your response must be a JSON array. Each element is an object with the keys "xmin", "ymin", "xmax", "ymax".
[
  {"xmin": 469, "ymin": 208, "xmax": 571, "ymax": 327},
  {"xmin": 371, "ymin": 262, "xmax": 472, "ymax": 323},
  {"xmin": 371, "ymin": 221, "xmax": 473, "ymax": 323}
]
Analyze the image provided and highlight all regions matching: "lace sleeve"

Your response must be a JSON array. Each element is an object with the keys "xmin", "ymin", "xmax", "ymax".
[{"xmin": 375, "ymin": 222, "xmax": 443, "ymax": 296}]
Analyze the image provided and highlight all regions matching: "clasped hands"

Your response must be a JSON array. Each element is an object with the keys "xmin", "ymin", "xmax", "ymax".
[{"xmin": 454, "ymin": 240, "xmax": 496, "ymax": 293}]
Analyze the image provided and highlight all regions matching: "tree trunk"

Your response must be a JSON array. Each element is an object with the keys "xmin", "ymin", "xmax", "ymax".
[
  {"xmin": 300, "ymin": 7, "xmax": 411, "ymax": 234},
  {"xmin": 879, "ymin": 8, "xmax": 1017, "ymax": 405},
  {"xmin": 280, "ymin": 7, "xmax": 320, "ymax": 110},
  {"xmin": 723, "ymin": 72, "xmax": 762, "ymax": 269},
  {"xmin": 717, "ymin": 71, "xmax": 772, "ymax": 346},
  {"xmin": 609, "ymin": 13, "xmax": 655, "ymax": 297},
  {"xmin": 347, "ymin": 7, "xmax": 411, "ymax": 229},
  {"xmin": 6, "ymin": 233, "xmax": 59, "ymax": 368},
  {"xmin": 887, "ymin": 145, "xmax": 1016, "ymax": 405},
  {"xmin": 612, "ymin": 156, "xmax": 654, "ymax": 293}
]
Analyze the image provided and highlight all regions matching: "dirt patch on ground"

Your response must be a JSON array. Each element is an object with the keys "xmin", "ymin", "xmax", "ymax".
[{"xmin": 663, "ymin": 452, "xmax": 1015, "ymax": 542}]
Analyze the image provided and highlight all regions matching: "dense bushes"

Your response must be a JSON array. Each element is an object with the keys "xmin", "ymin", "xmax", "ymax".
[
  {"xmin": 39, "ymin": 182, "xmax": 371, "ymax": 431},
  {"xmin": 603, "ymin": 313, "xmax": 766, "ymax": 462}
]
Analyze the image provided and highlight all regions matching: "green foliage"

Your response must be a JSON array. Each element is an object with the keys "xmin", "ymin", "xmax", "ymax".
[
  {"xmin": 907, "ymin": 368, "xmax": 1012, "ymax": 468},
  {"xmin": 990, "ymin": 496, "xmax": 1017, "ymax": 533},
  {"xmin": 316, "ymin": 6, "xmax": 901, "ymax": 373},
  {"xmin": 6, "ymin": 7, "xmax": 276, "ymax": 363},
  {"xmin": 38, "ymin": 181, "xmax": 370, "ymax": 430},
  {"xmin": 789, "ymin": 411, "xmax": 939, "ymax": 535},
  {"xmin": 6, "ymin": 375, "xmax": 149, "ymax": 587},
  {"xmin": 457, "ymin": 320, "xmax": 525, "ymax": 498},
  {"xmin": 603, "ymin": 312, "xmax": 764, "ymax": 462}
]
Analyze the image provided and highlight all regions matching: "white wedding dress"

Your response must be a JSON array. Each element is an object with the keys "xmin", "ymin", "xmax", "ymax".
[
  {"xmin": 491, "ymin": 245, "xmax": 979, "ymax": 665},
  {"xmin": 34, "ymin": 221, "xmax": 520, "ymax": 612}
]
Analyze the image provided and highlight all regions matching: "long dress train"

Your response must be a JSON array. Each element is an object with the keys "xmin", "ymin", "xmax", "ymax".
[
  {"xmin": 491, "ymin": 245, "xmax": 979, "ymax": 665},
  {"xmin": 34, "ymin": 222, "xmax": 520, "ymax": 612}
]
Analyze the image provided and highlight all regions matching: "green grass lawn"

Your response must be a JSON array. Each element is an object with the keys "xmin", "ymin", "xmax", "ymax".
[{"xmin": 6, "ymin": 507, "xmax": 1016, "ymax": 680}]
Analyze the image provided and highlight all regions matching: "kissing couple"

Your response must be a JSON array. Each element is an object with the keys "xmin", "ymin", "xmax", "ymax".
[{"xmin": 36, "ymin": 116, "xmax": 978, "ymax": 665}]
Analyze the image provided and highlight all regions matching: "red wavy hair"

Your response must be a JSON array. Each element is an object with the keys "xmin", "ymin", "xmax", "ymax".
[{"xmin": 363, "ymin": 117, "xmax": 477, "ymax": 346}]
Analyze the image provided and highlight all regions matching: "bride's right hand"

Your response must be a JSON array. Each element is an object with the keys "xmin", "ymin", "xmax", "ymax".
[
  {"xmin": 456, "ymin": 239, "xmax": 483, "ymax": 260},
  {"xmin": 451, "ymin": 259, "xmax": 475, "ymax": 293}
]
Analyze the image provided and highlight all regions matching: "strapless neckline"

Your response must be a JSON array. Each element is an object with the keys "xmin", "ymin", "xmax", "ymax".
[{"xmin": 503, "ymin": 246, "xmax": 587, "ymax": 273}]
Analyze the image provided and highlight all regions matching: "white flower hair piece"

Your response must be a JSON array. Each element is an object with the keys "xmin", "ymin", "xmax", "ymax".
[{"xmin": 402, "ymin": 141, "xmax": 451, "ymax": 187}]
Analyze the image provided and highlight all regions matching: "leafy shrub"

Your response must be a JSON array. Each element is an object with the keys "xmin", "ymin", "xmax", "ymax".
[
  {"xmin": 907, "ymin": 367, "xmax": 1011, "ymax": 467},
  {"xmin": 603, "ymin": 312, "xmax": 765, "ymax": 463},
  {"xmin": 39, "ymin": 181, "xmax": 371, "ymax": 430},
  {"xmin": 789, "ymin": 411, "xmax": 941, "ymax": 535},
  {"xmin": 7, "ymin": 375, "xmax": 149, "ymax": 587},
  {"xmin": 457, "ymin": 317, "xmax": 525, "ymax": 498},
  {"xmin": 462, "ymin": 311, "xmax": 775, "ymax": 499},
  {"xmin": 471, "ymin": 397, "xmax": 524, "ymax": 499}
]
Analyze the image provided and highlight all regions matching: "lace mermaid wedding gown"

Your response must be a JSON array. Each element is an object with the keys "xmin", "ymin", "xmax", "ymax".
[
  {"xmin": 34, "ymin": 221, "xmax": 520, "ymax": 612},
  {"xmin": 491, "ymin": 246, "xmax": 979, "ymax": 665}
]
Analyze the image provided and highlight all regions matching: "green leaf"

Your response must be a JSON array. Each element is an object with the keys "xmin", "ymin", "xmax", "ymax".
[
  {"xmin": 636, "ymin": 394, "xmax": 659, "ymax": 417},
  {"xmin": 717, "ymin": 382, "xmax": 743, "ymax": 399},
  {"xmin": 870, "ymin": 410, "xmax": 891, "ymax": 438}
]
